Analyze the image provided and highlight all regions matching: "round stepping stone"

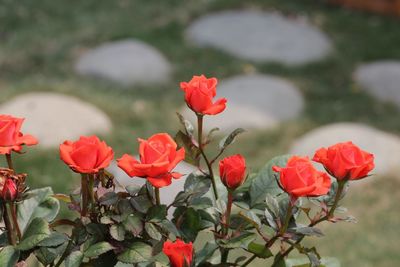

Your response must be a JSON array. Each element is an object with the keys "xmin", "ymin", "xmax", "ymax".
[
  {"xmin": 0, "ymin": 92, "xmax": 112, "ymax": 148},
  {"xmin": 186, "ymin": 10, "xmax": 332, "ymax": 65},
  {"xmin": 180, "ymin": 74, "xmax": 304, "ymax": 132},
  {"xmin": 354, "ymin": 61, "xmax": 400, "ymax": 108},
  {"xmin": 75, "ymin": 39, "xmax": 172, "ymax": 86},
  {"xmin": 289, "ymin": 123, "xmax": 400, "ymax": 177},
  {"xmin": 109, "ymin": 160, "xmax": 197, "ymax": 206}
]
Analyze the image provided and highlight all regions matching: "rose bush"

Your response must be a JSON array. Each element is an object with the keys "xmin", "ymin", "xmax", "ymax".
[{"xmin": 0, "ymin": 75, "xmax": 375, "ymax": 267}]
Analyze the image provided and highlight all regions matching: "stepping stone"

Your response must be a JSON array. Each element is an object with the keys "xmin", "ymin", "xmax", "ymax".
[
  {"xmin": 354, "ymin": 61, "xmax": 400, "ymax": 108},
  {"xmin": 186, "ymin": 10, "xmax": 332, "ymax": 65},
  {"xmin": 0, "ymin": 92, "xmax": 112, "ymax": 148},
  {"xmin": 109, "ymin": 160, "xmax": 197, "ymax": 206},
  {"xmin": 75, "ymin": 39, "xmax": 172, "ymax": 86},
  {"xmin": 180, "ymin": 74, "xmax": 304, "ymax": 132},
  {"xmin": 289, "ymin": 123, "xmax": 400, "ymax": 177}
]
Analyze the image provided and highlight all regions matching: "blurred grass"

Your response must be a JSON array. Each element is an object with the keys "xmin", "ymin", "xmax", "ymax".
[{"xmin": 1, "ymin": 0, "xmax": 400, "ymax": 266}]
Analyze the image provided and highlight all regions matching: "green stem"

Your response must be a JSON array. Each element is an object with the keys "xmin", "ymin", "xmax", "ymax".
[
  {"xmin": 5, "ymin": 154, "xmax": 13, "ymax": 170},
  {"xmin": 280, "ymin": 201, "xmax": 294, "ymax": 235},
  {"xmin": 155, "ymin": 187, "xmax": 160, "ymax": 205},
  {"xmin": 197, "ymin": 115, "xmax": 218, "ymax": 200},
  {"xmin": 10, "ymin": 202, "xmax": 21, "ymax": 241},
  {"xmin": 272, "ymin": 181, "xmax": 346, "ymax": 266},
  {"xmin": 88, "ymin": 174, "xmax": 95, "ymax": 212},
  {"xmin": 241, "ymin": 254, "xmax": 257, "ymax": 267},
  {"xmin": 3, "ymin": 203, "xmax": 16, "ymax": 245},
  {"xmin": 224, "ymin": 191, "xmax": 233, "ymax": 236},
  {"xmin": 81, "ymin": 174, "xmax": 88, "ymax": 217}
]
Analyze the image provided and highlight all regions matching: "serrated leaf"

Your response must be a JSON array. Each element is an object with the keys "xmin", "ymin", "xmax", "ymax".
[
  {"xmin": 220, "ymin": 232, "xmax": 256, "ymax": 249},
  {"xmin": 145, "ymin": 222, "xmax": 162, "ymax": 241},
  {"xmin": 84, "ymin": 242, "xmax": 114, "ymax": 258},
  {"xmin": 126, "ymin": 185, "xmax": 141, "ymax": 196},
  {"xmin": 123, "ymin": 214, "xmax": 143, "ymax": 236},
  {"xmin": 99, "ymin": 192, "xmax": 119, "ymax": 206},
  {"xmin": 247, "ymin": 242, "xmax": 273, "ymax": 259},
  {"xmin": 195, "ymin": 241, "xmax": 218, "ymax": 265},
  {"xmin": 176, "ymin": 112, "xmax": 195, "ymax": 136},
  {"xmin": 147, "ymin": 205, "xmax": 167, "ymax": 223},
  {"xmin": 0, "ymin": 246, "xmax": 20, "ymax": 267},
  {"xmin": 250, "ymin": 155, "xmax": 290, "ymax": 206},
  {"xmin": 35, "ymin": 243, "xmax": 67, "ymax": 265},
  {"xmin": 110, "ymin": 225, "xmax": 125, "ymax": 241},
  {"xmin": 175, "ymin": 130, "xmax": 200, "ymax": 165},
  {"xmin": 17, "ymin": 218, "xmax": 51, "ymax": 251},
  {"xmin": 38, "ymin": 232, "xmax": 68, "ymax": 247},
  {"xmin": 65, "ymin": 251, "xmax": 84, "ymax": 267},
  {"xmin": 117, "ymin": 242, "xmax": 152, "ymax": 264},
  {"xmin": 17, "ymin": 187, "xmax": 60, "ymax": 233},
  {"xmin": 219, "ymin": 128, "xmax": 245, "ymax": 150},
  {"xmin": 295, "ymin": 226, "xmax": 324, "ymax": 237}
]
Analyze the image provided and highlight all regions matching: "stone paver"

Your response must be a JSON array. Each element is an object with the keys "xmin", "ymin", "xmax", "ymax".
[
  {"xmin": 110, "ymin": 160, "xmax": 197, "ymax": 206},
  {"xmin": 0, "ymin": 92, "xmax": 112, "ymax": 148},
  {"xmin": 289, "ymin": 123, "xmax": 400, "ymax": 176},
  {"xmin": 186, "ymin": 10, "xmax": 332, "ymax": 65},
  {"xmin": 354, "ymin": 61, "xmax": 400, "ymax": 108},
  {"xmin": 75, "ymin": 39, "xmax": 171, "ymax": 86},
  {"xmin": 181, "ymin": 74, "xmax": 304, "ymax": 132}
]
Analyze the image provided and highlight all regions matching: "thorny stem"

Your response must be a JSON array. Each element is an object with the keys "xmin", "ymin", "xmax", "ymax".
[
  {"xmin": 3, "ymin": 203, "xmax": 16, "ymax": 245},
  {"xmin": 221, "ymin": 191, "xmax": 234, "ymax": 264},
  {"xmin": 88, "ymin": 174, "xmax": 96, "ymax": 212},
  {"xmin": 271, "ymin": 181, "xmax": 347, "ymax": 266},
  {"xmin": 197, "ymin": 114, "xmax": 218, "ymax": 200},
  {"xmin": 81, "ymin": 174, "xmax": 88, "ymax": 217},
  {"xmin": 10, "ymin": 202, "xmax": 21, "ymax": 240},
  {"xmin": 5, "ymin": 154, "xmax": 13, "ymax": 170}
]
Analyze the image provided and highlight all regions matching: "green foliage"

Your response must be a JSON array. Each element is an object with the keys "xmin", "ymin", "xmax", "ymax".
[
  {"xmin": 17, "ymin": 218, "xmax": 51, "ymax": 251},
  {"xmin": 117, "ymin": 242, "xmax": 152, "ymax": 264},
  {"xmin": 0, "ymin": 246, "xmax": 19, "ymax": 267}
]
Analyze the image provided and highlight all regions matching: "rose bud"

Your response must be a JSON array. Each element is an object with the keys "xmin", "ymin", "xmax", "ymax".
[
  {"xmin": 313, "ymin": 141, "xmax": 375, "ymax": 181},
  {"xmin": 59, "ymin": 136, "xmax": 114, "ymax": 174},
  {"xmin": 272, "ymin": 156, "xmax": 331, "ymax": 200},
  {"xmin": 2, "ymin": 178, "xmax": 17, "ymax": 201},
  {"xmin": 163, "ymin": 239, "xmax": 193, "ymax": 267},
  {"xmin": 117, "ymin": 133, "xmax": 185, "ymax": 188},
  {"xmin": 0, "ymin": 114, "xmax": 38, "ymax": 154},
  {"xmin": 219, "ymin": 154, "xmax": 246, "ymax": 190},
  {"xmin": 180, "ymin": 75, "xmax": 227, "ymax": 116}
]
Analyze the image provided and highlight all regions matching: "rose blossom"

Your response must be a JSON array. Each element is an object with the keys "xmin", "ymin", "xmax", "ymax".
[
  {"xmin": 60, "ymin": 136, "xmax": 114, "ymax": 174},
  {"xmin": 219, "ymin": 154, "xmax": 246, "ymax": 190},
  {"xmin": 117, "ymin": 133, "xmax": 185, "ymax": 188},
  {"xmin": 180, "ymin": 75, "xmax": 227, "ymax": 115},
  {"xmin": 272, "ymin": 156, "xmax": 331, "ymax": 199},
  {"xmin": 0, "ymin": 115, "xmax": 38, "ymax": 154},
  {"xmin": 313, "ymin": 141, "xmax": 374, "ymax": 180},
  {"xmin": 163, "ymin": 239, "xmax": 193, "ymax": 267}
]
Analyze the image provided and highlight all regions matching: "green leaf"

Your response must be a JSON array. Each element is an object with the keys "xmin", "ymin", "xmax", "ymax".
[
  {"xmin": 17, "ymin": 187, "xmax": 60, "ymax": 233},
  {"xmin": 99, "ymin": 192, "xmax": 119, "ymax": 206},
  {"xmin": 175, "ymin": 130, "xmax": 201, "ymax": 165},
  {"xmin": 35, "ymin": 243, "xmax": 67, "ymax": 265},
  {"xmin": 17, "ymin": 217, "xmax": 51, "ymax": 251},
  {"xmin": 195, "ymin": 242, "xmax": 218, "ymax": 266},
  {"xmin": 173, "ymin": 207, "xmax": 202, "ymax": 242},
  {"xmin": 84, "ymin": 242, "xmax": 114, "ymax": 258},
  {"xmin": 117, "ymin": 242, "xmax": 152, "ymax": 264},
  {"xmin": 295, "ymin": 226, "xmax": 324, "ymax": 237},
  {"xmin": 126, "ymin": 185, "xmax": 142, "ymax": 196},
  {"xmin": 220, "ymin": 232, "xmax": 256, "ymax": 249},
  {"xmin": 145, "ymin": 222, "xmax": 162, "ymax": 241},
  {"xmin": 219, "ymin": 128, "xmax": 245, "ymax": 150},
  {"xmin": 0, "ymin": 246, "xmax": 20, "ymax": 267},
  {"xmin": 131, "ymin": 195, "xmax": 153, "ymax": 214},
  {"xmin": 123, "ymin": 214, "xmax": 143, "ymax": 236},
  {"xmin": 65, "ymin": 251, "xmax": 84, "ymax": 267},
  {"xmin": 250, "ymin": 155, "xmax": 291, "ymax": 206},
  {"xmin": 38, "ymin": 232, "xmax": 69, "ymax": 247},
  {"xmin": 110, "ymin": 225, "xmax": 126, "ymax": 241},
  {"xmin": 147, "ymin": 205, "xmax": 167, "ymax": 223},
  {"xmin": 247, "ymin": 242, "xmax": 273, "ymax": 259},
  {"xmin": 176, "ymin": 112, "xmax": 195, "ymax": 137}
]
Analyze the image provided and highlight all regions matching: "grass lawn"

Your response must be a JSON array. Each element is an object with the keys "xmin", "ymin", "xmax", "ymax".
[{"xmin": 1, "ymin": 0, "xmax": 400, "ymax": 266}]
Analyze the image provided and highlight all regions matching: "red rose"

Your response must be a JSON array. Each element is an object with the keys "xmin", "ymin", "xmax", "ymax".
[
  {"xmin": 0, "ymin": 115, "xmax": 38, "ymax": 154},
  {"xmin": 180, "ymin": 75, "xmax": 227, "ymax": 115},
  {"xmin": 219, "ymin": 154, "xmax": 246, "ymax": 190},
  {"xmin": 313, "ymin": 141, "xmax": 375, "ymax": 180},
  {"xmin": 163, "ymin": 239, "xmax": 193, "ymax": 267},
  {"xmin": 272, "ymin": 156, "xmax": 331, "ymax": 199},
  {"xmin": 2, "ymin": 178, "xmax": 17, "ymax": 202},
  {"xmin": 59, "ymin": 136, "xmax": 114, "ymax": 174},
  {"xmin": 117, "ymin": 133, "xmax": 185, "ymax": 188}
]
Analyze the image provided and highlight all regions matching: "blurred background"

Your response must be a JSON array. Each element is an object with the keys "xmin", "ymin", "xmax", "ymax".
[{"xmin": 1, "ymin": 0, "xmax": 400, "ymax": 266}]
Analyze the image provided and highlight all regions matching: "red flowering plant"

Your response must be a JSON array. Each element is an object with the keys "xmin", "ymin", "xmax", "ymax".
[{"xmin": 0, "ymin": 75, "xmax": 375, "ymax": 267}]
